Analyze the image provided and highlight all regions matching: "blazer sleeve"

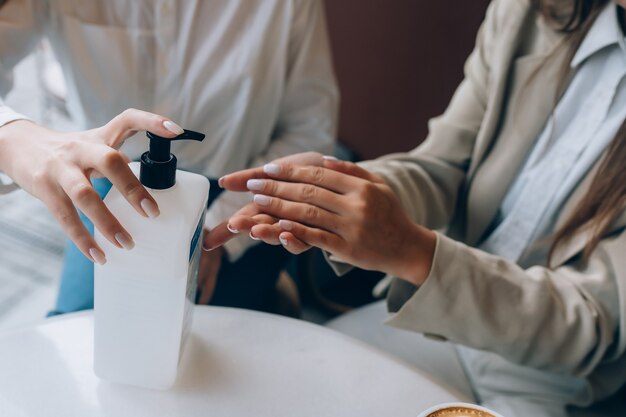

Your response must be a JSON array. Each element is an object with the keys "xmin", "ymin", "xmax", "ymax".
[
  {"xmin": 386, "ymin": 229, "xmax": 626, "ymax": 381},
  {"xmin": 357, "ymin": 0, "xmax": 504, "ymax": 230}
]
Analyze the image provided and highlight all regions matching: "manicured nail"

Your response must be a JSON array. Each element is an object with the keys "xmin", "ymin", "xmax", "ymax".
[
  {"xmin": 279, "ymin": 236, "xmax": 289, "ymax": 246},
  {"xmin": 249, "ymin": 231, "xmax": 260, "ymax": 241},
  {"xmin": 253, "ymin": 194, "xmax": 271, "ymax": 206},
  {"xmin": 218, "ymin": 177, "xmax": 225, "ymax": 188},
  {"xmin": 227, "ymin": 224, "xmax": 240, "ymax": 234},
  {"xmin": 115, "ymin": 232, "xmax": 135, "ymax": 250},
  {"xmin": 89, "ymin": 248, "xmax": 107, "ymax": 265},
  {"xmin": 163, "ymin": 120, "xmax": 184, "ymax": 135},
  {"xmin": 322, "ymin": 155, "xmax": 338, "ymax": 161},
  {"xmin": 247, "ymin": 179, "xmax": 264, "ymax": 191},
  {"xmin": 140, "ymin": 198, "xmax": 160, "ymax": 218},
  {"xmin": 263, "ymin": 163, "xmax": 281, "ymax": 175},
  {"xmin": 202, "ymin": 243, "xmax": 215, "ymax": 251},
  {"xmin": 278, "ymin": 219, "xmax": 293, "ymax": 231}
]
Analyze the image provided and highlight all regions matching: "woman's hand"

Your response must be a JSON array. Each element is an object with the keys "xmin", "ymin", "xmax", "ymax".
[
  {"xmin": 218, "ymin": 158, "xmax": 437, "ymax": 286},
  {"xmin": 0, "ymin": 108, "xmax": 183, "ymax": 264},
  {"xmin": 202, "ymin": 152, "xmax": 325, "ymax": 250}
]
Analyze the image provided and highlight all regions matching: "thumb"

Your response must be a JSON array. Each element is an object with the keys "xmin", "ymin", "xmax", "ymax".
[{"xmin": 99, "ymin": 108, "xmax": 184, "ymax": 149}]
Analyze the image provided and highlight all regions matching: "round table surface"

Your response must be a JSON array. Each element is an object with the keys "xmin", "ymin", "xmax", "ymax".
[{"xmin": 0, "ymin": 306, "xmax": 461, "ymax": 416}]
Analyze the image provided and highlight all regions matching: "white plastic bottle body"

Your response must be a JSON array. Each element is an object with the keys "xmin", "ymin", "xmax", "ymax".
[{"xmin": 94, "ymin": 163, "xmax": 209, "ymax": 389}]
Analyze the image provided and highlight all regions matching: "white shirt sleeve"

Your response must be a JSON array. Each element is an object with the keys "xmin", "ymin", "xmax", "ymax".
[
  {"xmin": 205, "ymin": 0, "xmax": 339, "ymax": 261},
  {"xmin": 0, "ymin": 0, "xmax": 44, "ymax": 193}
]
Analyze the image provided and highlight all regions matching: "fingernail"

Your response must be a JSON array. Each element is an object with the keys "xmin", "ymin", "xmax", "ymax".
[
  {"xmin": 163, "ymin": 120, "xmax": 184, "ymax": 135},
  {"xmin": 279, "ymin": 236, "xmax": 289, "ymax": 246},
  {"xmin": 202, "ymin": 243, "xmax": 215, "ymax": 251},
  {"xmin": 246, "ymin": 179, "xmax": 264, "ymax": 191},
  {"xmin": 227, "ymin": 224, "xmax": 240, "ymax": 234},
  {"xmin": 89, "ymin": 248, "xmax": 107, "ymax": 265},
  {"xmin": 278, "ymin": 219, "xmax": 293, "ymax": 231},
  {"xmin": 253, "ymin": 194, "xmax": 271, "ymax": 206},
  {"xmin": 322, "ymin": 155, "xmax": 338, "ymax": 161},
  {"xmin": 115, "ymin": 232, "xmax": 135, "ymax": 250},
  {"xmin": 263, "ymin": 163, "xmax": 281, "ymax": 175},
  {"xmin": 218, "ymin": 177, "xmax": 225, "ymax": 188},
  {"xmin": 141, "ymin": 198, "xmax": 160, "ymax": 218},
  {"xmin": 249, "ymin": 231, "xmax": 260, "ymax": 241}
]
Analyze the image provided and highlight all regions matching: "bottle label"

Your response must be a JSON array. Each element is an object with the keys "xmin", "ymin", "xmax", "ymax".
[{"xmin": 181, "ymin": 209, "xmax": 205, "ymax": 353}]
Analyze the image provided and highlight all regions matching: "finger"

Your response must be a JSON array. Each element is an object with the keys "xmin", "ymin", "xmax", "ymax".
[
  {"xmin": 277, "ymin": 231, "xmax": 312, "ymax": 255},
  {"xmin": 99, "ymin": 108, "xmax": 183, "ymax": 149},
  {"xmin": 322, "ymin": 158, "xmax": 384, "ymax": 183},
  {"xmin": 219, "ymin": 167, "xmax": 266, "ymax": 192},
  {"xmin": 203, "ymin": 222, "xmax": 236, "ymax": 251},
  {"xmin": 261, "ymin": 163, "xmax": 366, "ymax": 195},
  {"xmin": 198, "ymin": 253, "xmax": 220, "ymax": 305},
  {"xmin": 80, "ymin": 144, "xmax": 160, "ymax": 219},
  {"xmin": 252, "ymin": 194, "xmax": 341, "ymax": 233},
  {"xmin": 249, "ymin": 223, "xmax": 283, "ymax": 245},
  {"xmin": 197, "ymin": 248, "xmax": 211, "ymax": 288},
  {"xmin": 57, "ymin": 167, "xmax": 134, "ymax": 250},
  {"xmin": 245, "ymin": 178, "xmax": 344, "ymax": 214},
  {"xmin": 228, "ymin": 213, "xmax": 277, "ymax": 234},
  {"xmin": 40, "ymin": 185, "xmax": 107, "ymax": 264},
  {"xmin": 202, "ymin": 204, "xmax": 264, "ymax": 250},
  {"xmin": 218, "ymin": 152, "xmax": 325, "ymax": 191},
  {"xmin": 277, "ymin": 219, "xmax": 344, "ymax": 255}
]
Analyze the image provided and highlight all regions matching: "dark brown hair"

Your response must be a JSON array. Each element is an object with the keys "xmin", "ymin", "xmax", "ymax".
[{"xmin": 536, "ymin": 0, "xmax": 626, "ymax": 265}]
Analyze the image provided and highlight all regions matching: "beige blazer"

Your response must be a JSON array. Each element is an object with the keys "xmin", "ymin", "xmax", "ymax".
[{"xmin": 351, "ymin": 0, "xmax": 626, "ymax": 403}]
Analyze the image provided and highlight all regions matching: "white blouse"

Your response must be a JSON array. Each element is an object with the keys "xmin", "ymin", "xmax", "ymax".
[{"xmin": 0, "ymin": 0, "xmax": 339, "ymax": 259}]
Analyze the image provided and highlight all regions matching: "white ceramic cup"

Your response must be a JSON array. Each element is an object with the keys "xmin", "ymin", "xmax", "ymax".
[{"xmin": 417, "ymin": 402, "xmax": 505, "ymax": 417}]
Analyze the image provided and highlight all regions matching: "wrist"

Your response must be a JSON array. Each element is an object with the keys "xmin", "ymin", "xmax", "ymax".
[
  {"xmin": 0, "ymin": 119, "xmax": 38, "ymax": 174},
  {"xmin": 394, "ymin": 224, "xmax": 437, "ymax": 287}
]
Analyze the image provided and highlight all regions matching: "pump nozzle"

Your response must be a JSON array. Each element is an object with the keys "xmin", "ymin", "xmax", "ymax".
[{"xmin": 140, "ymin": 129, "xmax": 205, "ymax": 189}]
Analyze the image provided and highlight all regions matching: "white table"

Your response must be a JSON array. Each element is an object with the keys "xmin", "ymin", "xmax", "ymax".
[{"xmin": 0, "ymin": 306, "xmax": 461, "ymax": 416}]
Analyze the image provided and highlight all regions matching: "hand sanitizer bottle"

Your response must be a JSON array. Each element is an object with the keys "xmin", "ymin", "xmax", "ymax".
[{"xmin": 94, "ymin": 129, "xmax": 209, "ymax": 389}]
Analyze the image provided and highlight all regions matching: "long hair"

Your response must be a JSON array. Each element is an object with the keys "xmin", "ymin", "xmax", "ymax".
[{"xmin": 536, "ymin": 0, "xmax": 626, "ymax": 265}]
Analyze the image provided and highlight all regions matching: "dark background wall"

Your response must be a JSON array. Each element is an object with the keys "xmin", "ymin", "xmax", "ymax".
[{"xmin": 324, "ymin": 1, "xmax": 491, "ymax": 159}]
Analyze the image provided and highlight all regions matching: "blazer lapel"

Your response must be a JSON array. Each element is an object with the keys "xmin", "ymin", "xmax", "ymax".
[{"xmin": 465, "ymin": 25, "xmax": 570, "ymax": 245}]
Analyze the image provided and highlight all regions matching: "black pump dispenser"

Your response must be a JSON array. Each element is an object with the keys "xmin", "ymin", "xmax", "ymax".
[{"xmin": 140, "ymin": 129, "xmax": 205, "ymax": 189}]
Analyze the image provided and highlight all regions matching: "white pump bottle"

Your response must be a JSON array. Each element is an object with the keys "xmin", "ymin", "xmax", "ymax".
[{"xmin": 94, "ymin": 129, "xmax": 209, "ymax": 389}]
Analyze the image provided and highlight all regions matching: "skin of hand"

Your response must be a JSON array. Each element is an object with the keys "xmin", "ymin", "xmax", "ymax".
[
  {"xmin": 212, "ymin": 154, "xmax": 437, "ymax": 287},
  {"xmin": 0, "ymin": 108, "xmax": 184, "ymax": 264},
  {"xmin": 197, "ymin": 240, "xmax": 224, "ymax": 305},
  {"xmin": 203, "ymin": 152, "xmax": 326, "ymax": 249}
]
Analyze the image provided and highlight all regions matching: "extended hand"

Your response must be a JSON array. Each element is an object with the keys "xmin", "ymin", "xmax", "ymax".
[
  {"xmin": 236, "ymin": 158, "xmax": 437, "ymax": 286},
  {"xmin": 202, "ymin": 152, "xmax": 326, "ymax": 250},
  {"xmin": 0, "ymin": 108, "xmax": 184, "ymax": 264}
]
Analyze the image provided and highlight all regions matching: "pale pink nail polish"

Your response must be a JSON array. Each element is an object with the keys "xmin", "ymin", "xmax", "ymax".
[
  {"xmin": 279, "ymin": 219, "xmax": 293, "ymax": 231},
  {"xmin": 254, "ymin": 194, "xmax": 271, "ymax": 206},
  {"xmin": 263, "ymin": 164, "xmax": 281, "ymax": 175},
  {"xmin": 140, "ymin": 199, "xmax": 160, "ymax": 218},
  {"xmin": 163, "ymin": 120, "xmax": 184, "ymax": 135},
  {"xmin": 115, "ymin": 232, "xmax": 135, "ymax": 250},
  {"xmin": 89, "ymin": 248, "xmax": 107, "ymax": 265}
]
